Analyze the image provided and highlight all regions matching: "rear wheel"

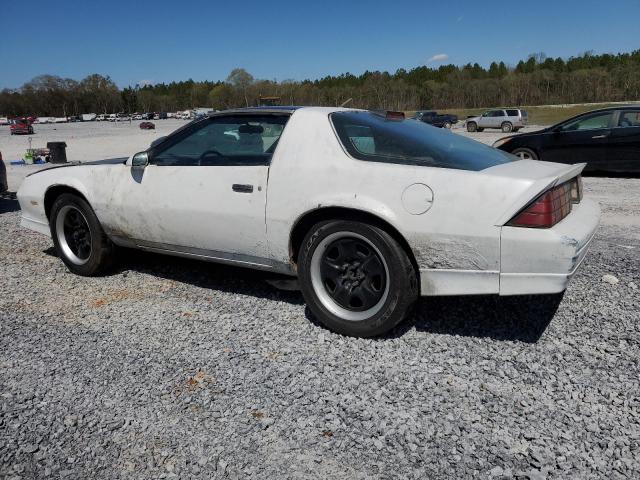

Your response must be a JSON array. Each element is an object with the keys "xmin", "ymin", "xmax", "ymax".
[
  {"xmin": 466, "ymin": 122, "xmax": 477, "ymax": 132},
  {"xmin": 501, "ymin": 122, "xmax": 513, "ymax": 133},
  {"xmin": 298, "ymin": 220, "xmax": 418, "ymax": 338},
  {"xmin": 50, "ymin": 193, "xmax": 116, "ymax": 276},
  {"xmin": 443, "ymin": 121, "xmax": 452, "ymax": 129},
  {"xmin": 511, "ymin": 147, "xmax": 539, "ymax": 160}
]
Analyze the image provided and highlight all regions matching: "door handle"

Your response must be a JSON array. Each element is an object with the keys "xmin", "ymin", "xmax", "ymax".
[
  {"xmin": 232, "ymin": 184, "xmax": 253, "ymax": 193},
  {"xmin": 591, "ymin": 134, "xmax": 608, "ymax": 139}
]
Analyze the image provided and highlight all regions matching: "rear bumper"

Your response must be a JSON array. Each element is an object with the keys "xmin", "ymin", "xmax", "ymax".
[
  {"xmin": 418, "ymin": 199, "xmax": 599, "ymax": 296},
  {"xmin": 499, "ymin": 198, "xmax": 600, "ymax": 295}
]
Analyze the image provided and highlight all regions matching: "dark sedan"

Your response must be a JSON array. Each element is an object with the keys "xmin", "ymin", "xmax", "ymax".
[
  {"xmin": 493, "ymin": 106, "xmax": 640, "ymax": 174},
  {"xmin": 139, "ymin": 121, "xmax": 155, "ymax": 130},
  {"xmin": 0, "ymin": 151, "xmax": 7, "ymax": 193}
]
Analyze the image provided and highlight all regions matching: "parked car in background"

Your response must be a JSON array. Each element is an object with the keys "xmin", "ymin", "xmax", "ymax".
[
  {"xmin": 17, "ymin": 107, "xmax": 599, "ymax": 338},
  {"xmin": 467, "ymin": 108, "xmax": 528, "ymax": 133},
  {"xmin": 493, "ymin": 106, "xmax": 640, "ymax": 174},
  {"xmin": 96, "ymin": 114, "xmax": 108, "ymax": 122},
  {"xmin": 133, "ymin": 114, "xmax": 143, "ymax": 120},
  {"xmin": 0, "ymin": 151, "xmax": 7, "ymax": 193},
  {"xmin": 68, "ymin": 116, "xmax": 82, "ymax": 122},
  {"xmin": 0, "ymin": 117, "xmax": 9, "ymax": 125},
  {"xmin": 413, "ymin": 110, "xmax": 458, "ymax": 128},
  {"xmin": 10, "ymin": 119, "xmax": 34, "ymax": 135},
  {"xmin": 158, "ymin": 112, "xmax": 168, "ymax": 120},
  {"xmin": 139, "ymin": 121, "xmax": 155, "ymax": 130},
  {"xmin": 82, "ymin": 113, "xmax": 97, "ymax": 122}
]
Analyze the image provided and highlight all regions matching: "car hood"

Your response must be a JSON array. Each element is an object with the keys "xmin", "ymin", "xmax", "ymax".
[
  {"xmin": 26, "ymin": 157, "xmax": 128, "ymax": 177},
  {"xmin": 492, "ymin": 126, "xmax": 552, "ymax": 146}
]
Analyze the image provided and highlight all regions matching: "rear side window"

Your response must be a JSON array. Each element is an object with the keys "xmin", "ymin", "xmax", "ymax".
[
  {"xmin": 331, "ymin": 111, "xmax": 514, "ymax": 171},
  {"xmin": 619, "ymin": 111, "xmax": 640, "ymax": 127},
  {"xmin": 506, "ymin": 109, "xmax": 520, "ymax": 117}
]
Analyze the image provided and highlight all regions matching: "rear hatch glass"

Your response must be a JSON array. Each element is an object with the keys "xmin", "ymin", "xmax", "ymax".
[{"xmin": 331, "ymin": 111, "xmax": 514, "ymax": 171}]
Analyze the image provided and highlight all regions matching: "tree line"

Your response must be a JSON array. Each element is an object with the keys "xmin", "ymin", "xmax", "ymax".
[{"xmin": 1, "ymin": 50, "xmax": 639, "ymax": 117}]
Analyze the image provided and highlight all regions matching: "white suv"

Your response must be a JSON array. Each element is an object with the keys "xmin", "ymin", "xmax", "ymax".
[{"xmin": 466, "ymin": 108, "xmax": 528, "ymax": 133}]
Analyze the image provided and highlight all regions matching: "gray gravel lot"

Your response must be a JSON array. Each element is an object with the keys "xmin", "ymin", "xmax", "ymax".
[{"xmin": 1, "ymin": 124, "xmax": 640, "ymax": 478}]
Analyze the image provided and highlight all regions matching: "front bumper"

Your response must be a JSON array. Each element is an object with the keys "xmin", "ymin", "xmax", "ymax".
[{"xmin": 499, "ymin": 198, "xmax": 600, "ymax": 295}]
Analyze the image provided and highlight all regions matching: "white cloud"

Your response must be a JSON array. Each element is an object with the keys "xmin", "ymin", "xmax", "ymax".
[
  {"xmin": 138, "ymin": 79, "xmax": 154, "ymax": 86},
  {"xmin": 427, "ymin": 54, "xmax": 449, "ymax": 63}
]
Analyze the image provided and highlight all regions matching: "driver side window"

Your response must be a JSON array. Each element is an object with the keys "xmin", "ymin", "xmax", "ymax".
[
  {"xmin": 151, "ymin": 114, "xmax": 289, "ymax": 166},
  {"xmin": 561, "ymin": 112, "xmax": 613, "ymax": 132}
]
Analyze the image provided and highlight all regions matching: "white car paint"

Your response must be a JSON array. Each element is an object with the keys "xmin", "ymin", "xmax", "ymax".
[{"xmin": 17, "ymin": 107, "xmax": 600, "ymax": 297}]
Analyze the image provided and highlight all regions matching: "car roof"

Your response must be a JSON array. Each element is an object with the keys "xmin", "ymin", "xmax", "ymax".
[
  {"xmin": 582, "ymin": 105, "xmax": 640, "ymax": 113},
  {"xmin": 209, "ymin": 106, "xmax": 302, "ymax": 116}
]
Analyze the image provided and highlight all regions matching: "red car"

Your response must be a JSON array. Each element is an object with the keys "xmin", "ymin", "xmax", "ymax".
[
  {"xmin": 10, "ymin": 119, "xmax": 34, "ymax": 135},
  {"xmin": 139, "ymin": 121, "xmax": 155, "ymax": 130}
]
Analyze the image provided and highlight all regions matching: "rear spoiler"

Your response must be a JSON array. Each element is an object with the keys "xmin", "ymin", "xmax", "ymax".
[{"xmin": 494, "ymin": 163, "xmax": 586, "ymax": 226}]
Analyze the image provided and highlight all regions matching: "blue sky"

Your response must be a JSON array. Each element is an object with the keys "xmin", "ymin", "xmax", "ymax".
[{"xmin": 1, "ymin": 0, "xmax": 639, "ymax": 88}]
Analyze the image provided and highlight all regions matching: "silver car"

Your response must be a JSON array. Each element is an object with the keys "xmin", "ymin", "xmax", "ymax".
[{"xmin": 466, "ymin": 108, "xmax": 528, "ymax": 133}]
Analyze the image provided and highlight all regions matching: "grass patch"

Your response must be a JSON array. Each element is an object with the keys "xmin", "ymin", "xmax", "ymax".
[{"xmin": 409, "ymin": 102, "xmax": 640, "ymax": 126}]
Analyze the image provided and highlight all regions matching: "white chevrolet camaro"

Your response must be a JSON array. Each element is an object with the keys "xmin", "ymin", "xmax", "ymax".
[{"xmin": 17, "ymin": 107, "xmax": 600, "ymax": 337}]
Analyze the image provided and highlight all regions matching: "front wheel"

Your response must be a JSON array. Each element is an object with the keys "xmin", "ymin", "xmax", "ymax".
[
  {"xmin": 298, "ymin": 220, "xmax": 418, "ymax": 337},
  {"xmin": 511, "ymin": 147, "xmax": 539, "ymax": 160},
  {"xmin": 50, "ymin": 193, "xmax": 117, "ymax": 276},
  {"xmin": 466, "ymin": 122, "xmax": 477, "ymax": 132}
]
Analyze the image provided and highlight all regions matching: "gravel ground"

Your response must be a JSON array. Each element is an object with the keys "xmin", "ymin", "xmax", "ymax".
[{"xmin": 1, "ymin": 126, "xmax": 640, "ymax": 478}]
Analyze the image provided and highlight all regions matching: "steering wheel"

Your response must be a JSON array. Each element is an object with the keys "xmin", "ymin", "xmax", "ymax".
[{"xmin": 199, "ymin": 149, "xmax": 223, "ymax": 165}]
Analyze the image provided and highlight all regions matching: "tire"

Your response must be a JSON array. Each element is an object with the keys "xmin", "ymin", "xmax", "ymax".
[
  {"xmin": 298, "ymin": 220, "xmax": 418, "ymax": 338},
  {"xmin": 443, "ymin": 122, "xmax": 452, "ymax": 129},
  {"xmin": 511, "ymin": 147, "xmax": 539, "ymax": 160},
  {"xmin": 49, "ymin": 193, "xmax": 116, "ymax": 276},
  {"xmin": 501, "ymin": 122, "xmax": 513, "ymax": 133},
  {"xmin": 466, "ymin": 122, "xmax": 477, "ymax": 132}
]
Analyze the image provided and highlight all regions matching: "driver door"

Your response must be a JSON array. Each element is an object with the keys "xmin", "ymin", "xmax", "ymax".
[
  {"xmin": 543, "ymin": 111, "xmax": 614, "ymax": 168},
  {"xmin": 108, "ymin": 113, "xmax": 289, "ymax": 264}
]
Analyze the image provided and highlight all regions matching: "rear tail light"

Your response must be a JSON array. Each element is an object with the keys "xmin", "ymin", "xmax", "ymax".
[
  {"xmin": 570, "ymin": 175, "xmax": 583, "ymax": 203},
  {"xmin": 372, "ymin": 110, "xmax": 405, "ymax": 121},
  {"xmin": 507, "ymin": 176, "xmax": 582, "ymax": 228},
  {"xmin": 385, "ymin": 111, "xmax": 405, "ymax": 120}
]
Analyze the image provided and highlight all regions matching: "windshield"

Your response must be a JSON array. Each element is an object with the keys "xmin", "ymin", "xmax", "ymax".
[{"xmin": 331, "ymin": 111, "xmax": 514, "ymax": 171}]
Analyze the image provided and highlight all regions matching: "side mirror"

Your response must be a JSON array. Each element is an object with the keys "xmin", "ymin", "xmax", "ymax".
[{"xmin": 132, "ymin": 151, "xmax": 149, "ymax": 169}]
